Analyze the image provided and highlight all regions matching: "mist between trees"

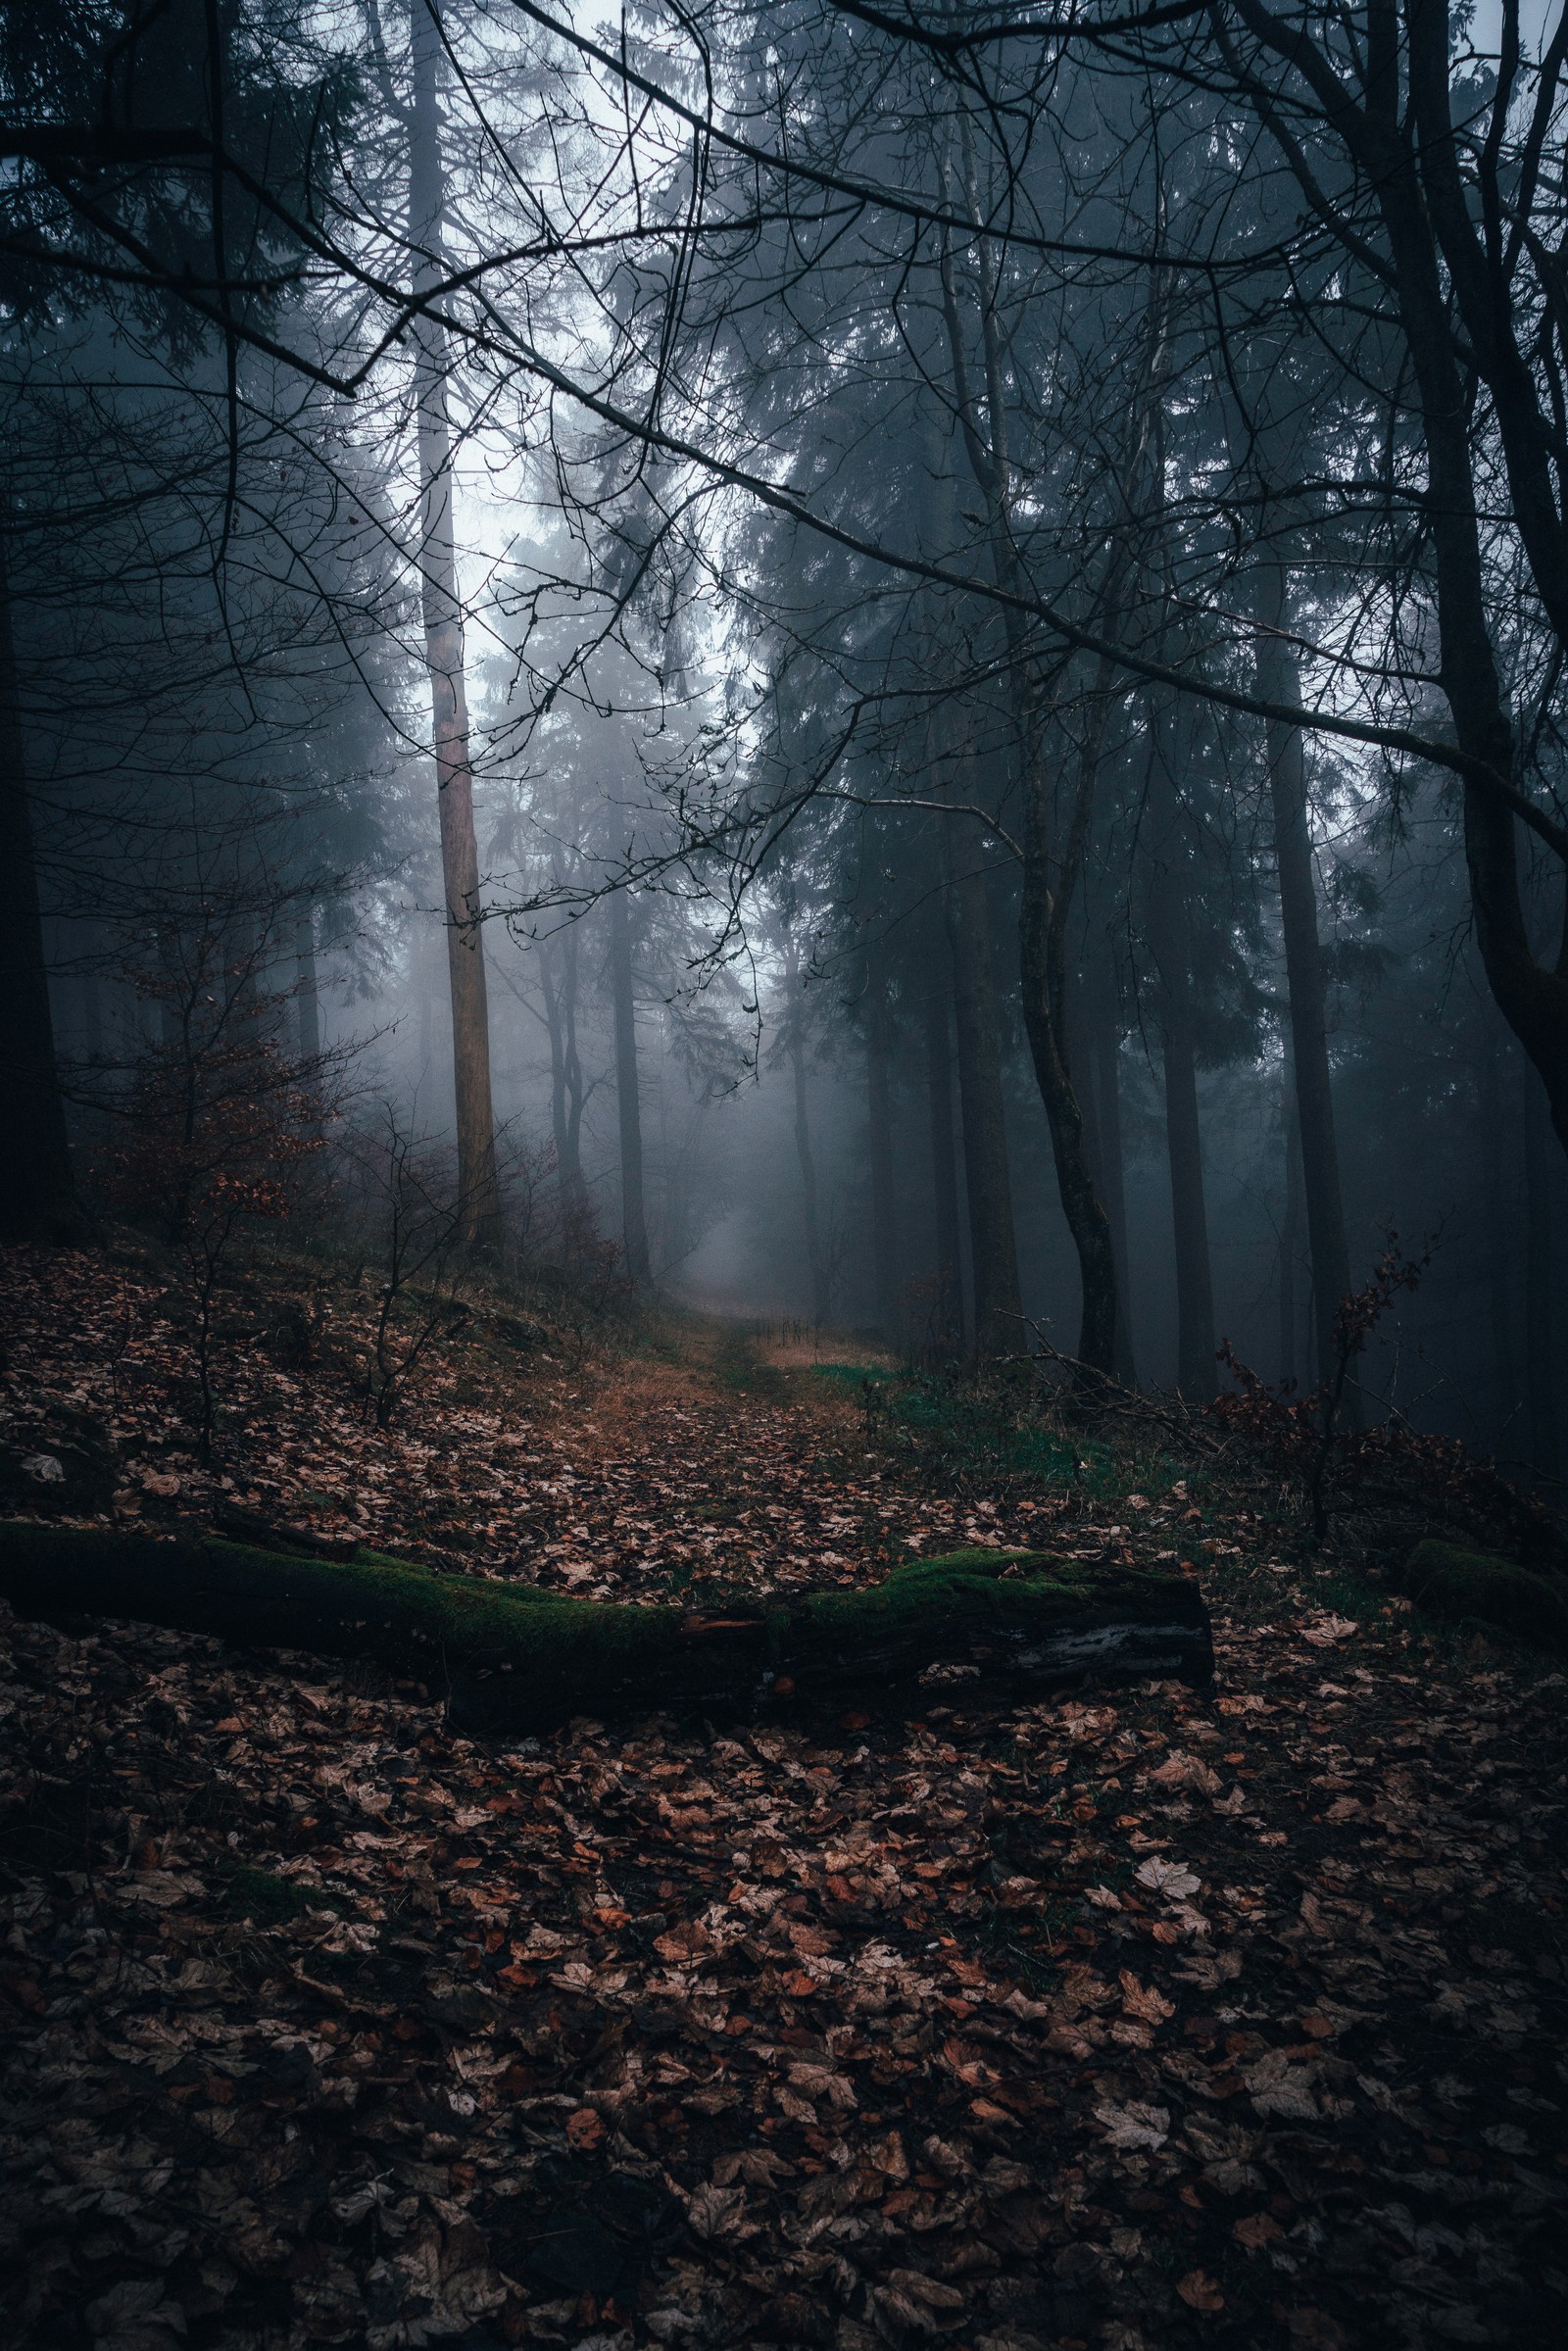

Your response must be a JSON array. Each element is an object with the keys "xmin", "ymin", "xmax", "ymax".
[{"xmin": 5, "ymin": 0, "xmax": 1568, "ymax": 1474}]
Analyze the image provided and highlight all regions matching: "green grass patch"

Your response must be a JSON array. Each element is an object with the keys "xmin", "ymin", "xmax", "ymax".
[
  {"xmin": 219, "ymin": 1865, "xmax": 349, "ymax": 1927},
  {"xmin": 846, "ymin": 1365, "xmax": 1177, "ymax": 1499}
]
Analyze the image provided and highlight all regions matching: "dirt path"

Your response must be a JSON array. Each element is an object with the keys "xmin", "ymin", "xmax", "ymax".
[{"xmin": 2, "ymin": 1251, "xmax": 1566, "ymax": 2349}]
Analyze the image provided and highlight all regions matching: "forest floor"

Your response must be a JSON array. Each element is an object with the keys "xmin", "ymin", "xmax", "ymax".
[{"xmin": 1, "ymin": 1243, "xmax": 1565, "ymax": 2351}]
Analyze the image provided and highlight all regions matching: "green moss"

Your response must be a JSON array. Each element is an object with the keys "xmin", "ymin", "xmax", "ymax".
[
  {"xmin": 220, "ymin": 1865, "xmax": 346, "ymax": 1926},
  {"xmin": 0, "ymin": 1524, "xmax": 1209, "ymax": 1729},
  {"xmin": 0, "ymin": 1522, "xmax": 717, "ymax": 1719},
  {"xmin": 805, "ymin": 1548, "xmax": 1104, "ymax": 1641},
  {"xmin": 1398, "ymin": 1540, "xmax": 1568, "ymax": 1651}
]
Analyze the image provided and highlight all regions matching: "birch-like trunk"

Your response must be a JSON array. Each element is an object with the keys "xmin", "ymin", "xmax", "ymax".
[
  {"xmin": 1256, "ymin": 563, "xmax": 1356, "ymax": 1419},
  {"xmin": 409, "ymin": 1, "xmax": 498, "ymax": 1248}
]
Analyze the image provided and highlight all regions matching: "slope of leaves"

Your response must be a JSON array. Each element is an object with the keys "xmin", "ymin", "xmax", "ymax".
[{"xmin": 1, "ymin": 1247, "xmax": 1566, "ymax": 2350}]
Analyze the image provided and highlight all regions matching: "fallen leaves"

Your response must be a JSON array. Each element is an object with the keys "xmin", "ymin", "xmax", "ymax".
[
  {"xmin": 1134, "ymin": 1855, "xmax": 1200, "ymax": 1899},
  {"xmin": 1094, "ymin": 2099, "xmax": 1172, "ymax": 2152},
  {"xmin": 2, "ymin": 1249, "xmax": 1567, "ymax": 2350}
]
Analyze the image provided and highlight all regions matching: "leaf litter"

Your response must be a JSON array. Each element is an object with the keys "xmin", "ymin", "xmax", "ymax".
[{"xmin": 1, "ymin": 1248, "xmax": 1566, "ymax": 2348}]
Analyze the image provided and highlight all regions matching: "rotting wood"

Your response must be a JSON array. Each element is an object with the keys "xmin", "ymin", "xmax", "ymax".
[{"xmin": 0, "ymin": 1527, "xmax": 1212, "ymax": 1731}]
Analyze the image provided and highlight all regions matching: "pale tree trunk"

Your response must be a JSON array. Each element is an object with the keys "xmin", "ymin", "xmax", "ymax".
[
  {"xmin": 609, "ymin": 887, "xmax": 652, "ymax": 1284},
  {"xmin": 865, "ymin": 955, "xmax": 901, "ymax": 1338},
  {"xmin": 1256, "ymin": 564, "xmax": 1358, "ymax": 1422},
  {"xmin": 1142, "ymin": 716, "xmax": 1216, "ymax": 1399},
  {"xmin": 410, "ymin": 0, "xmax": 498, "ymax": 1248},
  {"xmin": 783, "ymin": 929, "xmax": 831, "ymax": 1327},
  {"xmin": 945, "ymin": 836, "xmax": 1022, "ymax": 1357},
  {"xmin": 0, "ymin": 523, "xmax": 81, "ymax": 1244},
  {"xmin": 922, "ymin": 975, "xmax": 964, "ymax": 1352}
]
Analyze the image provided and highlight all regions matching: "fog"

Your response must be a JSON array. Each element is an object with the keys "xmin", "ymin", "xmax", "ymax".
[{"xmin": 7, "ymin": 0, "xmax": 1568, "ymax": 1481}]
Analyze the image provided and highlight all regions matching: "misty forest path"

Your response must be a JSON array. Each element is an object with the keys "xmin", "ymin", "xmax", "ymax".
[
  {"xmin": 1, "ymin": 1251, "xmax": 1566, "ymax": 2350},
  {"xmin": 506, "ymin": 1320, "xmax": 1057, "ymax": 1607}
]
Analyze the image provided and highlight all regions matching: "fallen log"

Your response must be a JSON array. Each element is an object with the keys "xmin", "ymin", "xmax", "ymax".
[
  {"xmin": 0, "ymin": 1525, "xmax": 1212, "ymax": 1730},
  {"xmin": 1397, "ymin": 1540, "xmax": 1568, "ymax": 1651}
]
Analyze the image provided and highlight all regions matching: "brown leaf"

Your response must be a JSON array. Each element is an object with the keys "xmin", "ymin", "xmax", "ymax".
[
  {"xmin": 653, "ymin": 1918, "xmax": 712, "ymax": 1964},
  {"xmin": 1119, "ymin": 1969, "xmax": 1175, "ymax": 2026},
  {"xmin": 1176, "ymin": 2269, "xmax": 1225, "ymax": 2312}
]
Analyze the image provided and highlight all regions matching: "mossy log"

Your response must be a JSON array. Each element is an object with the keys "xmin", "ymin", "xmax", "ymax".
[
  {"xmin": 0, "ymin": 1524, "xmax": 1212, "ymax": 1730},
  {"xmin": 1398, "ymin": 1539, "xmax": 1568, "ymax": 1652}
]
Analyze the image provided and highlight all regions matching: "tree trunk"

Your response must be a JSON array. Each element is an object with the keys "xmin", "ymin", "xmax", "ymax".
[
  {"xmin": 410, "ymin": 0, "xmax": 499, "ymax": 1249},
  {"xmin": 293, "ymin": 906, "xmax": 322, "ymax": 1138},
  {"xmin": 1077, "ymin": 958, "xmax": 1137, "ymax": 1384},
  {"xmin": 1092, "ymin": 991, "xmax": 1137, "ymax": 1384},
  {"xmin": 609, "ymin": 887, "xmax": 652, "ymax": 1285},
  {"xmin": 933, "ymin": 212, "xmax": 1118, "ymax": 1377},
  {"xmin": 1142, "ymin": 719, "xmax": 1216, "ymax": 1398},
  {"xmin": 1256, "ymin": 564, "xmax": 1357, "ymax": 1422},
  {"xmin": 0, "ymin": 1523, "xmax": 1215, "ymax": 1734},
  {"xmin": 1358, "ymin": 134, "xmax": 1568, "ymax": 1163},
  {"xmin": 0, "ymin": 524, "xmax": 81, "ymax": 1245},
  {"xmin": 783, "ymin": 931, "xmax": 831, "ymax": 1327},
  {"xmin": 1280, "ymin": 1078, "xmax": 1305, "ymax": 1387},
  {"xmin": 1477, "ymin": 1033, "xmax": 1516, "ymax": 1445},
  {"xmin": 865, "ymin": 955, "xmax": 901, "ymax": 1338},
  {"xmin": 1524, "ymin": 1070, "xmax": 1559, "ymax": 1479},
  {"xmin": 1015, "ymin": 702, "xmax": 1121, "ymax": 1379},
  {"xmin": 922, "ymin": 977, "xmax": 964, "ymax": 1352},
  {"xmin": 542, "ymin": 923, "xmax": 586, "ymax": 1227},
  {"xmin": 945, "ymin": 839, "xmax": 1023, "ymax": 1356},
  {"xmin": 294, "ymin": 908, "xmax": 320, "ymax": 1065}
]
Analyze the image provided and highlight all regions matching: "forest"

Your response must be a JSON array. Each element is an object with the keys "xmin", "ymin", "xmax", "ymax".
[{"xmin": 1, "ymin": 4, "xmax": 1567, "ymax": 2349}]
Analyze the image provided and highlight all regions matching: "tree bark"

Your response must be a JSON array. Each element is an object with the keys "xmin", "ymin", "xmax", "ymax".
[
  {"xmin": 1524, "ymin": 1070, "xmax": 1559, "ymax": 1479},
  {"xmin": 1016, "ymin": 714, "xmax": 1121, "ymax": 1377},
  {"xmin": 922, "ymin": 975, "xmax": 964, "ymax": 1352},
  {"xmin": 609, "ymin": 887, "xmax": 652, "ymax": 1285},
  {"xmin": 1357, "ymin": 101, "xmax": 1568, "ymax": 1160},
  {"xmin": 0, "ymin": 1523, "xmax": 1215, "ymax": 1733},
  {"xmin": 294, "ymin": 908, "xmax": 320, "ymax": 1065},
  {"xmin": 865, "ymin": 954, "xmax": 902, "ymax": 1338},
  {"xmin": 934, "ymin": 163, "xmax": 1119, "ymax": 1377},
  {"xmin": 409, "ymin": 0, "xmax": 499, "ymax": 1248},
  {"xmin": 1255, "ymin": 563, "xmax": 1357, "ymax": 1419},
  {"xmin": 1279, "ymin": 1076, "xmax": 1305, "ymax": 1387},
  {"xmin": 1224, "ymin": 0, "xmax": 1568, "ymax": 1167},
  {"xmin": 1142, "ymin": 718, "xmax": 1216, "ymax": 1398},
  {"xmin": 1477, "ymin": 1035, "xmax": 1516, "ymax": 1444},
  {"xmin": 1085, "ymin": 968, "xmax": 1137, "ymax": 1384},
  {"xmin": 541, "ymin": 921, "xmax": 586, "ymax": 1226},
  {"xmin": 782, "ymin": 929, "xmax": 831, "ymax": 1327},
  {"xmin": 293, "ymin": 906, "xmax": 322, "ymax": 1138},
  {"xmin": 945, "ymin": 838, "xmax": 1022, "ymax": 1356},
  {"xmin": 0, "ymin": 522, "xmax": 81, "ymax": 1245}
]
